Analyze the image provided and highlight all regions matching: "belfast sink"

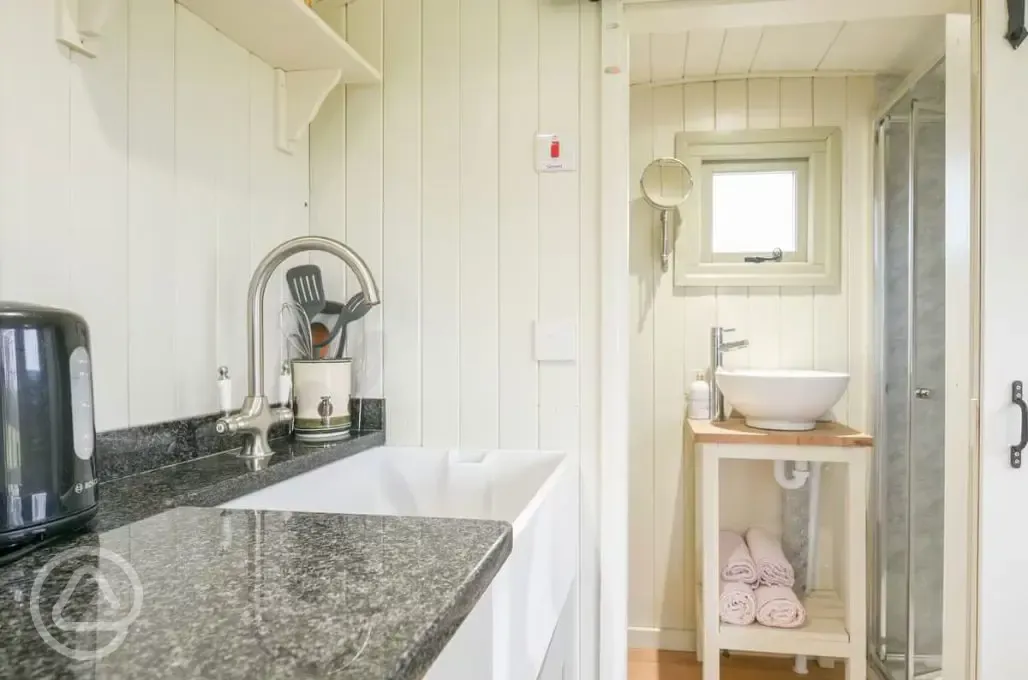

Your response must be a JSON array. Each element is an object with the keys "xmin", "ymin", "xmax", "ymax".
[
  {"xmin": 221, "ymin": 446, "xmax": 579, "ymax": 680},
  {"xmin": 715, "ymin": 368, "xmax": 850, "ymax": 431}
]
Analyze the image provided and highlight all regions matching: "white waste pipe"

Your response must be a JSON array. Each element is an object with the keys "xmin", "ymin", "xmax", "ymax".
[
  {"xmin": 806, "ymin": 461, "xmax": 823, "ymax": 595},
  {"xmin": 773, "ymin": 460, "xmax": 810, "ymax": 490},
  {"xmin": 793, "ymin": 461, "xmax": 824, "ymax": 676}
]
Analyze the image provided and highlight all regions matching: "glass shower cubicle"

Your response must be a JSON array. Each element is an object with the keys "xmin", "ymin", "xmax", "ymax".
[{"xmin": 870, "ymin": 61, "xmax": 946, "ymax": 680}]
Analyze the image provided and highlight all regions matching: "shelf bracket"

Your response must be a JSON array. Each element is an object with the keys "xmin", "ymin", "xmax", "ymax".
[
  {"xmin": 274, "ymin": 69, "xmax": 342, "ymax": 154},
  {"xmin": 55, "ymin": 0, "xmax": 113, "ymax": 58}
]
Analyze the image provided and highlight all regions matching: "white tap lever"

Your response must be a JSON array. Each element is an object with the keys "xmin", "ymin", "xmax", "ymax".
[
  {"xmin": 217, "ymin": 366, "xmax": 232, "ymax": 414},
  {"xmin": 279, "ymin": 361, "xmax": 292, "ymax": 406}
]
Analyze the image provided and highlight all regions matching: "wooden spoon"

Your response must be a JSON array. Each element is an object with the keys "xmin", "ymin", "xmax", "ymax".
[{"xmin": 310, "ymin": 322, "xmax": 331, "ymax": 359}]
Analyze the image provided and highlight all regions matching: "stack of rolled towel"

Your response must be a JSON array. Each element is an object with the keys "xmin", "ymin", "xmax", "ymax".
[{"xmin": 718, "ymin": 527, "xmax": 807, "ymax": 628}]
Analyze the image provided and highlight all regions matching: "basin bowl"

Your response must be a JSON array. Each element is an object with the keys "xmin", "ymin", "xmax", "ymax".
[{"xmin": 715, "ymin": 368, "xmax": 850, "ymax": 431}]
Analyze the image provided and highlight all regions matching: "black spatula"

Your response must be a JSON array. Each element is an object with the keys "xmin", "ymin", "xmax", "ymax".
[{"xmin": 285, "ymin": 265, "xmax": 327, "ymax": 322}]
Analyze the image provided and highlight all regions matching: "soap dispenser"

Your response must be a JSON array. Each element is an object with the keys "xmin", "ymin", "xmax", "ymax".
[{"xmin": 687, "ymin": 371, "xmax": 711, "ymax": 420}]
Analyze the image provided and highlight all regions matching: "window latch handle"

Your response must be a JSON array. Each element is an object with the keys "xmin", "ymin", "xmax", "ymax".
[{"xmin": 744, "ymin": 248, "xmax": 783, "ymax": 264}]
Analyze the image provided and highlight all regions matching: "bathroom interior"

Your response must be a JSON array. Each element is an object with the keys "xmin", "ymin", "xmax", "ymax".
[{"xmin": 628, "ymin": 2, "xmax": 969, "ymax": 680}]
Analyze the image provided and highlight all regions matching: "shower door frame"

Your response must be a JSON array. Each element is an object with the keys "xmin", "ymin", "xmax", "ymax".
[
  {"xmin": 871, "ymin": 97, "xmax": 946, "ymax": 680},
  {"xmin": 869, "ymin": 14, "xmax": 978, "ymax": 680}
]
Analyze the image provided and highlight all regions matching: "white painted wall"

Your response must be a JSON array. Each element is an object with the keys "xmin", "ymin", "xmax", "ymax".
[
  {"xmin": 627, "ymin": 76, "xmax": 875, "ymax": 648},
  {"xmin": 308, "ymin": 0, "xmax": 603, "ymax": 675},
  {"xmin": 310, "ymin": 0, "xmax": 601, "ymax": 454},
  {"xmin": 0, "ymin": 0, "xmax": 311, "ymax": 431}
]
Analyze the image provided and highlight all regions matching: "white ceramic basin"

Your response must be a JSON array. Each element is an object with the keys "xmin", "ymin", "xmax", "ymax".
[
  {"xmin": 221, "ymin": 446, "xmax": 578, "ymax": 680},
  {"xmin": 715, "ymin": 368, "xmax": 850, "ymax": 431}
]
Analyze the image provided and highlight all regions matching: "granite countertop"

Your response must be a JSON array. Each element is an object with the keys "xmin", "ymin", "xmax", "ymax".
[
  {"xmin": 0, "ymin": 433, "xmax": 514, "ymax": 679},
  {"xmin": 91, "ymin": 430, "xmax": 387, "ymax": 532}
]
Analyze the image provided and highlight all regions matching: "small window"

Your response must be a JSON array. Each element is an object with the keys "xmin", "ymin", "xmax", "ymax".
[
  {"xmin": 674, "ymin": 128, "xmax": 841, "ymax": 287},
  {"xmin": 703, "ymin": 159, "xmax": 810, "ymax": 263},
  {"xmin": 711, "ymin": 171, "xmax": 797, "ymax": 253}
]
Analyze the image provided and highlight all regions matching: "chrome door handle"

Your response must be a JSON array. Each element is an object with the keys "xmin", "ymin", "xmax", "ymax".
[{"xmin": 914, "ymin": 388, "xmax": 932, "ymax": 399}]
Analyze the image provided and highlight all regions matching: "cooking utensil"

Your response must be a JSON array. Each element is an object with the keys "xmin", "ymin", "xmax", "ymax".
[
  {"xmin": 335, "ymin": 292, "xmax": 374, "ymax": 359},
  {"xmin": 310, "ymin": 322, "xmax": 331, "ymax": 358},
  {"xmin": 286, "ymin": 264, "xmax": 327, "ymax": 321},
  {"xmin": 279, "ymin": 301, "xmax": 314, "ymax": 360}
]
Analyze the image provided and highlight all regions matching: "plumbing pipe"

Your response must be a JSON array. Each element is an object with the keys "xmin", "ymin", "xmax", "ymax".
[
  {"xmin": 793, "ymin": 461, "xmax": 824, "ymax": 675},
  {"xmin": 806, "ymin": 461, "xmax": 823, "ymax": 596},
  {"xmin": 773, "ymin": 460, "xmax": 810, "ymax": 490}
]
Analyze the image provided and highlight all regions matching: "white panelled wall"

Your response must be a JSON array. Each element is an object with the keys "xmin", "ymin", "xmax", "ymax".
[
  {"xmin": 0, "ymin": 0, "xmax": 602, "ymax": 445},
  {"xmin": 0, "ymin": 0, "xmax": 605, "ymax": 671},
  {"xmin": 310, "ymin": 0, "xmax": 601, "ymax": 456},
  {"xmin": 628, "ymin": 76, "xmax": 874, "ymax": 649},
  {"xmin": 0, "ymin": 0, "xmax": 311, "ymax": 431},
  {"xmin": 310, "ymin": 2, "xmax": 603, "ymax": 674}
]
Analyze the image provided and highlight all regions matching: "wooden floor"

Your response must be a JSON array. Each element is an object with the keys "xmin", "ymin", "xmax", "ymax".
[{"xmin": 628, "ymin": 650, "xmax": 846, "ymax": 680}]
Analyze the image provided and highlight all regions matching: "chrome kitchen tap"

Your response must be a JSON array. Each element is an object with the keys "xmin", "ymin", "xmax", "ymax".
[
  {"xmin": 215, "ymin": 236, "xmax": 381, "ymax": 471},
  {"xmin": 709, "ymin": 326, "xmax": 749, "ymax": 422}
]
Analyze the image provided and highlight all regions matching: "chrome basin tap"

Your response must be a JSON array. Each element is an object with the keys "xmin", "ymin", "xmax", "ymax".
[
  {"xmin": 709, "ymin": 326, "xmax": 749, "ymax": 422},
  {"xmin": 215, "ymin": 236, "xmax": 381, "ymax": 471}
]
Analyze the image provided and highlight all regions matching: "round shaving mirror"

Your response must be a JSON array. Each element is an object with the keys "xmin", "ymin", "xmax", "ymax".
[{"xmin": 640, "ymin": 157, "xmax": 693, "ymax": 272}]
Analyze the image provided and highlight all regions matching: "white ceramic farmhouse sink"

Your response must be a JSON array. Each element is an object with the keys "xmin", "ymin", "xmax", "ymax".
[
  {"xmin": 715, "ymin": 368, "xmax": 850, "ymax": 431},
  {"xmin": 221, "ymin": 446, "xmax": 578, "ymax": 680}
]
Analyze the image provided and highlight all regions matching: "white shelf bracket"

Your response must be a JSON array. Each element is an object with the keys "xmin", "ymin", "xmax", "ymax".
[
  {"xmin": 55, "ymin": 0, "xmax": 113, "ymax": 58},
  {"xmin": 274, "ymin": 68, "xmax": 342, "ymax": 154}
]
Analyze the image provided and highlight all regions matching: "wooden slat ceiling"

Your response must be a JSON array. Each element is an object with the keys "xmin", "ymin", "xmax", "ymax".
[{"xmin": 629, "ymin": 16, "xmax": 944, "ymax": 85}]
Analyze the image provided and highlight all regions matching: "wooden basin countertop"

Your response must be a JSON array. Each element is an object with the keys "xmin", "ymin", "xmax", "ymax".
[{"xmin": 686, "ymin": 418, "xmax": 873, "ymax": 448}]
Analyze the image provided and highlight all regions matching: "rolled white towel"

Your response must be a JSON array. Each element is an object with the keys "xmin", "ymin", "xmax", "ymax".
[
  {"xmin": 719, "ymin": 580, "xmax": 757, "ymax": 626},
  {"xmin": 745, "ymin": 527, "xmax": 795, "ymax": 587},
  {"xmin": 754, "ymin": 585, "xmax": 807, "ymax": 628},
  {"xmin": 719, "ymin": 530, "xmax": 758, "ymax": 584}
]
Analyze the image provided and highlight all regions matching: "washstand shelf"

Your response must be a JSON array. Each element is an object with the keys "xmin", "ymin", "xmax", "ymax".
[{"xmin": 687, "ymin": 418, "xmax": 872, "ymax": 680}]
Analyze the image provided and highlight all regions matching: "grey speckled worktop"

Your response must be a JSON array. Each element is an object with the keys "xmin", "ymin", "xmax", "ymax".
[
  {"xmin": 0, "ymin": 432, "xmax": 514, "ymax": 679},
  {"xmin": 91, "ymin": 430, "xmax": 387, "ymax": 532}
]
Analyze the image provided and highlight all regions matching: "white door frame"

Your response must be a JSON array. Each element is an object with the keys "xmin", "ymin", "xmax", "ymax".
[
  {"xmin": 595, "ymin": 5, "xmax": 985, "ymax": 679},
  {"xmin": 598, "ymin": 1, "xmax": 630, "ymax": 678},
  {"xmin": 942, "ymin": 12, "xmax": 979, "ymax": 680},
  {"xmin": 972, "ymin": 0, "xmax": 1028, "ymax": 675}
]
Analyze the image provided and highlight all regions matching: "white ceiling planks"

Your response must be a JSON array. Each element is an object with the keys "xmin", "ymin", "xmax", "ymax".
[
  {"xmin": 751, "ymin": 22, "xmax": 844, "ymax": 72},
  {"xmin": 816, "ymin": 16, "xmax": 944, "ymax": 72},
  {"xmin": 649, "ymin": 33, "xmax": 690, "ymax": 82},
  {"xmin": 683, "ymin": 29, "xmax": 726, "ymax": 77},
  {"xmin": 629, "ymin": 16, "xmax": 944, "ymax": 85},
  {"xmin": 625, "ymin": 0, "xmax": 968, "ymax": 34},
  {"xmin": 717, "ymin": 27, "xmax": 764, "ymax": 74},
  {"xmin": 629, "ymin": 34, "xmax": 652, "ymax": 86}
]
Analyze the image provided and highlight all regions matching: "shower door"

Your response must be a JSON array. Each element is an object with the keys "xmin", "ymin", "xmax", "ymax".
[{"xmin": 871, "ymin": 66, "xmax": 946, "ymax": 680}]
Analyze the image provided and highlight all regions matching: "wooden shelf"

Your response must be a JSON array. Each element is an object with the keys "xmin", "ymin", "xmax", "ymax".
[
  {"xmin": 55, "ymin": 0, "xmax": 115, "ymax": 58},
  {"xmin": 176, "ymin": 0, "xmax": 380, "ymax": 82},
  {"xmin": 54, "ymin": 0, "xmax": 377, "ymax": 153},
  {"xmin": 176, "ymin": 0, "xmax": 380, "ymax": 153},
  {"xmin": 718, "ymin": 590, "xmax": 850, "ymax": 658},
  {"xmin": 687, "ymin": 418, "xmax": 873, "ymax": 448}
]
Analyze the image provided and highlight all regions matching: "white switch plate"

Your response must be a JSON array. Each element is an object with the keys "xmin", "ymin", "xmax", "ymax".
[
  {"xmin": 535, "ymin": 133, "xmax": 576, "ymax": 173},
  {"xmin": 534, "ymin": 320, "xmax": 578, "ymax": 363}
]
